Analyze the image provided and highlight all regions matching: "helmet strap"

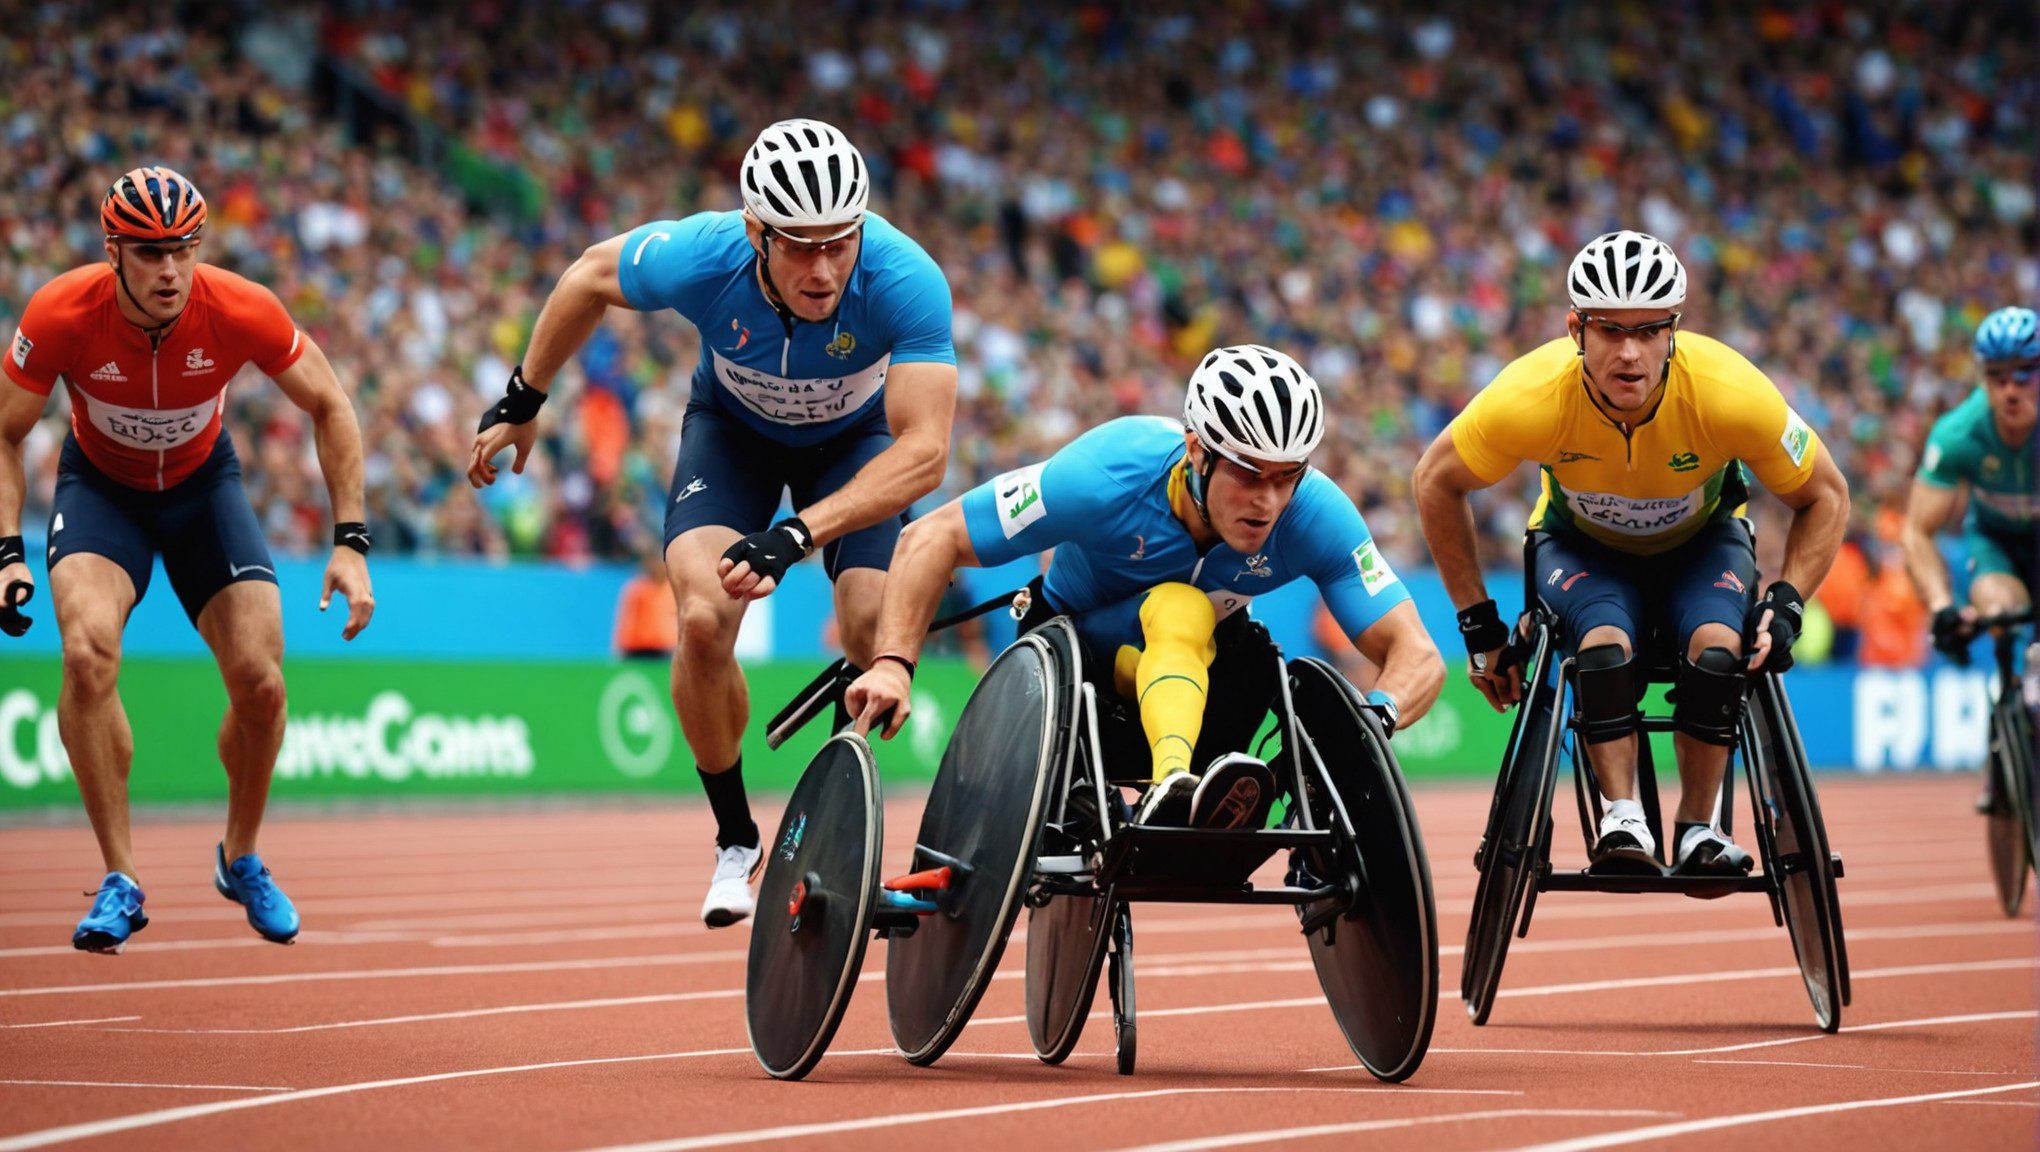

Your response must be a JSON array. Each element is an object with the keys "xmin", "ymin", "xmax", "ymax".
[
  {"xmin": 110, "ymin": 243, "xmax": 181, "ymax": 341},
  {"xmin": 1185, "ymin": 447, "xmax": 1218, "ymax": 527},
  {"xmin": 754, "ymin": 224, "xmax": 861, "ymax": 327}
]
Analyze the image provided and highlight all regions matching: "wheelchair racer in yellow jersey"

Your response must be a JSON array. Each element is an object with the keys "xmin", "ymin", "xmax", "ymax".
[{"xmin": 1414, "ymin": 231, "xmax": 1850, "ymax": 877}]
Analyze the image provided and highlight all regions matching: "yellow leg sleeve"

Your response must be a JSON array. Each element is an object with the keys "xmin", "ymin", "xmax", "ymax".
[{"xmin": 1132, "ymin": 583, "xmax": 1218, "ymax": 784}]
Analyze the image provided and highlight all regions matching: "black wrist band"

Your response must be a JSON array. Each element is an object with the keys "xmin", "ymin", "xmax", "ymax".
[
  {"xmin": 478, "ymin": 364, "xmax": 548, "ymax": 432},
  {"xmin": 334, "ymin": 522, "xmax": 372, "ymax": 555},
  {"xmin": 777, "ymin": 516, "xmax": 815, "ymax": 557},
  {"xmin": 1456, "ymin": 598, "xmax": 1509, "ymax": 654},
  {"xmin": 0, "ymin": 536, "xmax": 22, "ymax": 568},
  {"xmin": 873, "ymin": 653, "xmax": 917, "ymax": 680}
]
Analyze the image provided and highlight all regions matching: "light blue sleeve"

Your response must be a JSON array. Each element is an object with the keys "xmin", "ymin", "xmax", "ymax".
[
  {"xmin": 615, "ymin": 213, "xmax": 728, "ymax": 319},
  {"xmin": 1286, "ymin": 476, "xmax": 1411, "ymax": 642},
  {"xmin": 961, "ymin": 439, "xmax": 1114, "ymax": 569},
  {"xmin": 875, "ymin": 237, "xmax": 956, "ymax": 366}
]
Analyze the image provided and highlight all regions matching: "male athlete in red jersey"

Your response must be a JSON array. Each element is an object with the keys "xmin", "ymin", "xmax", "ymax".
[{"xmin": 0, "ymin": 167, "xmax": 376, "ymax": 952}]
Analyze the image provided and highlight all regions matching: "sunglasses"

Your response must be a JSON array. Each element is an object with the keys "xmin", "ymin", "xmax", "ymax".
[
  {"xmin": 1578, "ymin": 312, "xmax": 1681, "ymax": 339},
  {"xmin": 764, "ymin": 221, "xmax": 862, "ymax": 258}
]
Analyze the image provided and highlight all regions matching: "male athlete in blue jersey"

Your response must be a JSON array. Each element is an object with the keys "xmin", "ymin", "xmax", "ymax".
[
  {"xmin": 469, "ymin": 120, "xmax": 957, "ymax": 923},
  {"xmin": 846, "ymin": 345, "xmax": 1443, "ymax": 826}
]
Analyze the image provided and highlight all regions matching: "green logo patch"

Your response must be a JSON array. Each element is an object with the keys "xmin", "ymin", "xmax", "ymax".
[{"xmin": 1667, "ymin": 451, "xmax": 1700, "ymax": 473}]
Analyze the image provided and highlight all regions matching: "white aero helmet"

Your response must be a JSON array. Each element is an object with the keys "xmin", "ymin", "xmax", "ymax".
[
  {"xmin": 1183, "ymin": 344, "xmax": 1326, "ymax": 468},
  {"xmin": 1566, "ymin": 230, "xmax": 1687, "ymax": 311},
  {"xmin": 740, "ymin": 118, "xmax": 870, "ymax": 231}
]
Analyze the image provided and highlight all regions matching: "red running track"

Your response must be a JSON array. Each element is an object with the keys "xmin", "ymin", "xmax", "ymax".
[{"xmin": 0, "ymin": 775, "xmax": 2032, "ymax": 1151}]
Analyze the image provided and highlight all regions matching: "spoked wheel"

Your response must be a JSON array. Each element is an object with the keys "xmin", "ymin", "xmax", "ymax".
[
  {"xmin": 745, "ymin": 734, "xmax": 883, "ymax": 1080},
  {"xmin": 1464, "ymin": 626, "xmax": 1562, "ymax": 1027},
  {"xmin": 1985, "ymin": 689, "xmax": 2035, "ymax": 918},
  {"xmin": 1285, "ymin": 658, "xmax": 1438, "ymax": 1081},
  {"xmin": 1748, "ymin": 673, "xmax": 1846, "ymax": 1032},
  {"xmin": 1108, "ymin": 903, "xmax": 1135, "ymax": 1076},
  {"xmin": 886, "ymin": 629, "xmax": 1070, "ymax": 1065}
]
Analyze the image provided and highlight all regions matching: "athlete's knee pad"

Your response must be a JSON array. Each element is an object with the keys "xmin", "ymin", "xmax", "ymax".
[
  {"xmin": 1672, "ymin": 646, "xmax": 1745, "ymax": 747},
  {"xmin": 1573, "ymin": 643, "xmax": 1640, "ymax": 745},
  {"xmin": 1138, "ymin": 582, "xmax": 1218, "ymax": 664}
]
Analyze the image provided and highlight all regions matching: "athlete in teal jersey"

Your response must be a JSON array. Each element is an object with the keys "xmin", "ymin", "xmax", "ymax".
[{"xmin": 1904, "ymin": 306, "xmax": 2039, "ymax": 663}]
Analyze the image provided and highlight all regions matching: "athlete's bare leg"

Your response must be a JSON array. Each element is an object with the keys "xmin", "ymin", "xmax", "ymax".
[
  {"xmin": 667, "ymin": 526, "xmax": 749, "ymax": 774},
  {"xmin": 195, "ymin": 581, "xmax": 287, "ymax": 861},
  {"xmin": 833, "ymin": 567, "xmax": 884, "ymax": 669},
  {"xmin": 50, "ymin": 554, "xmax": 140, "ymax": 878},
  {"xmin": 1672, "ymin": 622, "xmax": 1742, "ymax": 824}
]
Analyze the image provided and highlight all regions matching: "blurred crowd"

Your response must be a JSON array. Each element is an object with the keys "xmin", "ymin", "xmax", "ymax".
[{"xmin": 3, "ymin": 2, "xmax": 2035, "ymax": 667}]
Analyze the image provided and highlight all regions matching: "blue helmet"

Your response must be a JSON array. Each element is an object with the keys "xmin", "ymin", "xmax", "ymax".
[{"xmin": 1974, "ymin": 306, "xmax": 2040, "ymax": 363}]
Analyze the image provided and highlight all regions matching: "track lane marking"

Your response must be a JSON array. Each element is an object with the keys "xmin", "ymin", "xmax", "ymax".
[
  {"xmin": 1097, "ymin": 1110, "xmax": 1679, "ymax": 1152},
  {"xmin": 1398, "ymin": 1009, "xmax": 2040, "ymax": 1064},
  {"xmin": 1495, "ymin": 1080, "xmax": 2040, "ymax": 1151},
  {"xmin": 0, "ymin": 1017, "xmax": 139, "ymax": 1029}
]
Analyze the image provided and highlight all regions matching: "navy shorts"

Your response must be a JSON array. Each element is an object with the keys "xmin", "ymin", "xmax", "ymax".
[
  {"xmin": 1531, "ymin": 519, "xmax": 1756, "ymax": 656},
  {"xmin": 664, "ymin": 400, "xmax": 901, "ymax": 578},
  {"xmin": 48, "ymin": 431, "xmax": 277, "ymax": 624}
]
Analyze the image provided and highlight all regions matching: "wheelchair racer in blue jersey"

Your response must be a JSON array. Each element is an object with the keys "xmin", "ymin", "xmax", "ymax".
[
  {"xmin": 846, "ymin": 345, "xmax": 1444, "ymax": 827},
  {"xmin": 468, "ymin": 119, "xmax": 957, "ymax": 925}
]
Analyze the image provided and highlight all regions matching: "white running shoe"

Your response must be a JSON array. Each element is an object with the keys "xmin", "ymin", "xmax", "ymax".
[
  {"xmin": 701, "ymin": 842, "xmax": 764, "ymax": 928},
  {"xmin": 1589, "ymin": 800, "xmax": 1661, "ymax": 876}
]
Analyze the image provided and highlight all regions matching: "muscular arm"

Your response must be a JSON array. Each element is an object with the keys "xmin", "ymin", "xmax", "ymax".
[
  {"xmin": 1900, "ymin": 478, "xmax": 1964, "ymax": 611},
  {"xmin": 869, "ymin": 499, "xmax": 980, "ymax": 664},
  {"xmin": 522, "ymin": 234, "xmax": 633, "ymax": 392},
  {"xmin": 843, "ymin": 498, "xmax": 982, "ymax": 738},
  {"xmin": 1352, "ymin": 600, "xmax": 1446, "ymax": 728},
  {"xmin": 271, "ymin": 334, "xmax": 375, "ymax": 638},
  {"xmin": 270, "ymin": 334, "xmax": 365, "ymax": 523},
  {"xmin": 1767, "ymin": 446, "xmax": 1850, "ymax": 598},
  {"xmin": 0, "ymin": 382, "xmax": 47, "ymax": 538},
  {"xmin": 797, "ymin": 361, "xmax": 957, "ymax": 546},
  {"xmin": 1412, "ymin": 430, "xmax": 1500, "ymax": 609}
]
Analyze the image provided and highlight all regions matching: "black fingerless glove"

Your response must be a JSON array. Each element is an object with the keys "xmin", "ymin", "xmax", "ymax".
[
  {"xmin": 720, "ymin": 517, "xmax": 814, "ymax": 587},
  {"xmin": 476, "ymin": 365, "xmax": 547, "ymax": 434},
  {"xmin": 1746, "ymin": 581, "xmax": 1804, "ymax": 673},
  {"xmin": 0, "ymin": 535, "xmax": 31, "ymax": 638},
  {"xmin": 1930, "ymin": 605, "xmax": 1973, "ymax": 665},
  {"xmin": 1457, "ymin": 598, "xmax": 1509, "ymax": 661}
]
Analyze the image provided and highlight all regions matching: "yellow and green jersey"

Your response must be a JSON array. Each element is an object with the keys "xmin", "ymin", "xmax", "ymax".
[{"xmin": 1449, "ymin": 332, "xmax": 1822, "ymax": 555}]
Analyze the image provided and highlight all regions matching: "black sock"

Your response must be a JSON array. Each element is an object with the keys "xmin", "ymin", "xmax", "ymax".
[{"xmin": 698, "ymin": 760, "xmax": 759, "ymax": 850}]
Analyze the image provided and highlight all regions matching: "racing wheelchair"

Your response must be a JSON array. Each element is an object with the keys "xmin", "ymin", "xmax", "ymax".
[
  {"xmin": 744, "ymin": 614, "xmax": 1438, "ymax": 1082},
  {"xmin": 1975, "ymin": 611, "xmax": 2037, "ymax": 918},
  {"xmin": 1463, "ymin": 531, "xmax": 1852, "ymax": 1032}
]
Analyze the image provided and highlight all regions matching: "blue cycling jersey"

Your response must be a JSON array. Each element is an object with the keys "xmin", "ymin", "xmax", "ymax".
[
  {"xmin": 961, "ymin": 416, "xmax": 1411, "ymax": 654},
  {"xmin": 617, "ymin": 210, "xmax": 954, "ymax": 447}
]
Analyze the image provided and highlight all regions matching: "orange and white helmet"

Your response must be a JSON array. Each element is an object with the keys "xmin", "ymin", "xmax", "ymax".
[{"xmin": 101, "ymin": 166, "xmax": 207, "ymax": 243}]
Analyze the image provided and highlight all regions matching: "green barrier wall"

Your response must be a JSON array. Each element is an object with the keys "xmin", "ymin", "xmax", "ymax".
[{"xmin": 0, "ymin": 657, "xmax": 1507, "ymax": 810}]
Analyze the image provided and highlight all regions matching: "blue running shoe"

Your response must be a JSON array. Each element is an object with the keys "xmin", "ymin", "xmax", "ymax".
[
  {"xmin": 73, "ymin": 872, "xmax": 148, "ymax": 954},
  {"xmin": 214, "ymin": 844, "xmax": 300, "ymax": 944}
]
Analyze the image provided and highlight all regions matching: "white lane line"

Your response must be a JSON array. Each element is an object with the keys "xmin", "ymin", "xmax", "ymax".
[
  {"xmin": 1497, "ymin": 1080, "xmax": 2040, "ymax": 1152},
  {"xmin": 0, "ymin": 1081, "xmax": 1487, "ymax": 1152},
  {"xmin": 0, "ymin": 1047, "xmax": 759, "ymax": 1151},
  {"xmin": 574, "ymin": 1090, "xmax": 1570, "ymax": 1152},
  {"xmin": 1099, "ymin": 1110, "xmax": 1677, "ymax": 1152},
  {"xmin": 0, "ymin": 1080, "xmax": 293, "ymax": 1093},
  {"xmin": 0, "ymin": 1017, "xmax": 139, "ymax": 1029},
  {"xmin": 0, "ymin": 951, "xmax": 743, "ymax": 998},
  {"xmin": 1692, "ymin": 1059, "xmax": 2022, "ymax": 1076},
  {"xmin": 97, "ymin": 991, "xmax": 743, "ymax": 1034},
  {"xmin": 1320, "ymin": 1011, "xmax": 2040, "ymax": 1068}
]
